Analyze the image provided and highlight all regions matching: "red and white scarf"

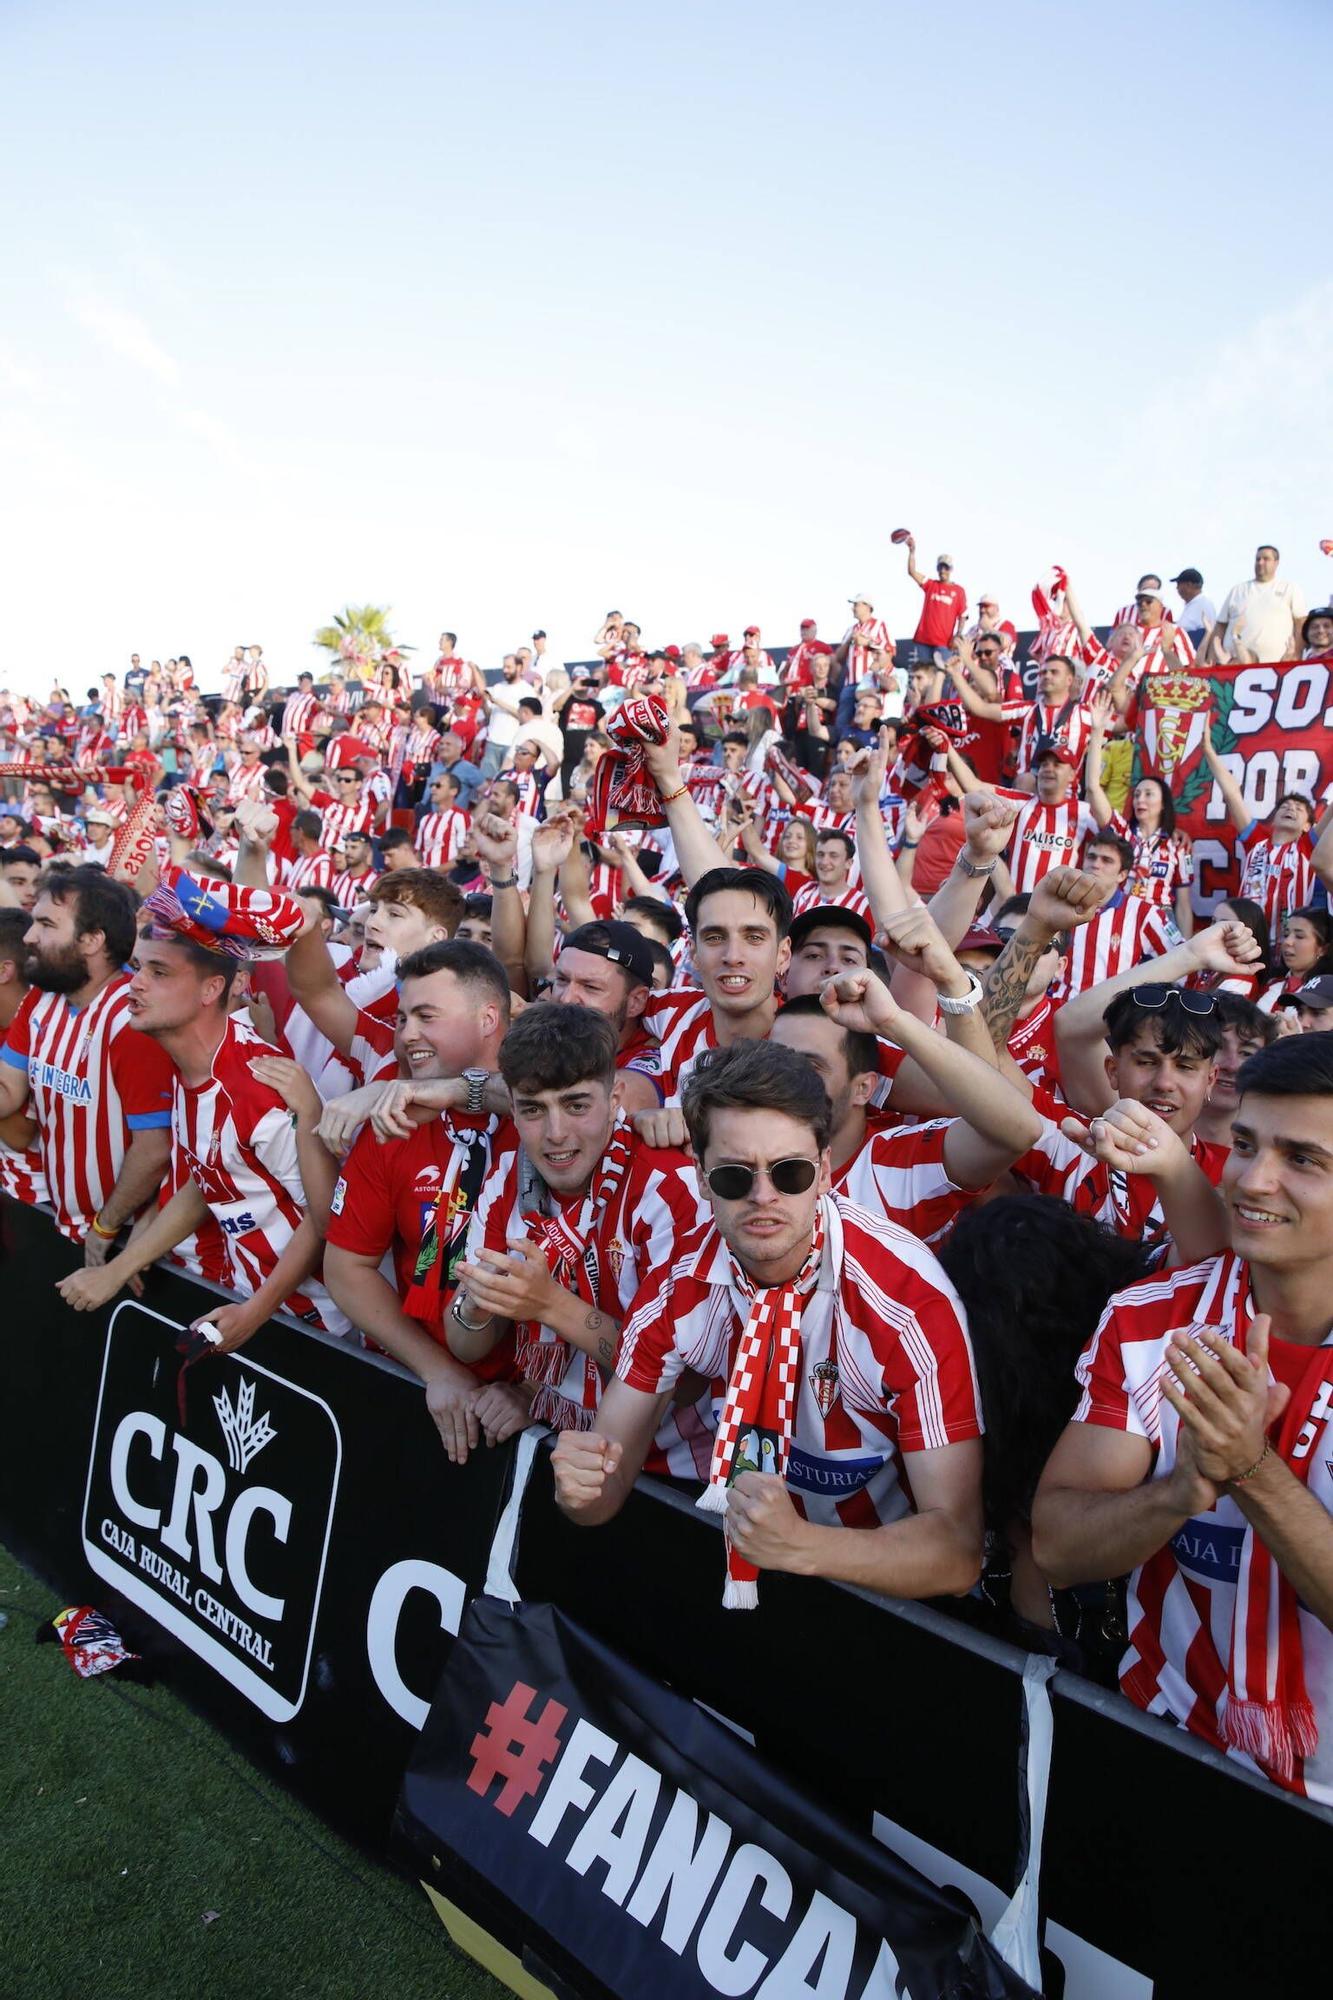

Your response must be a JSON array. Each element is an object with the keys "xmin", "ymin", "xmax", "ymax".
[
  {"xmin": 517, "ymin": 1117, "xmax": 636, "ymax": 1429},
  {"xmin": 582, "ymin": 694, "xmax": 670, "ymax": 836},
  {"xmin": 697, "ymin": 1205, "xmax": 826, "ymax": 1609}
]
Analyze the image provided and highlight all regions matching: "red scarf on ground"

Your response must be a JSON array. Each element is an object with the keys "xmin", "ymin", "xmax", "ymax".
[{"xmin": 696, "ymin": 1207, "xmax": 825, "ymax": 1609}]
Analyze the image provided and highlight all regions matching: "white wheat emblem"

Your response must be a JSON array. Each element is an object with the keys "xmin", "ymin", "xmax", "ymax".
[{"xmin": 213, "ymin": 1378, "xmax": 277, "ymax": 1474}]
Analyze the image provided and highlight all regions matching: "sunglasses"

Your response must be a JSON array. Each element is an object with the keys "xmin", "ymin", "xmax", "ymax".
[
  {"xmin": 1130, "ymin": 984, "xmax": 1217, "ymax": 1016},
  {"xmin": 704, "ymin": 1157, "xmax": 819, "ymax": 1201}
]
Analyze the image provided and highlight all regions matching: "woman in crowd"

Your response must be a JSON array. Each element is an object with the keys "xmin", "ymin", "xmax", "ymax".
[
  {"xmin": 1259, "ymin": 903, "xmax": 1333, "ymax": 1011},
  {"xmin": 1087, "ymin": 754, "xmax": 1194, "ymax": 937}
]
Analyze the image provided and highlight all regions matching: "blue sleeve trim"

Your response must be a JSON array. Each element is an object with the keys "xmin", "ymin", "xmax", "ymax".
[
  {"xmin": 126, "ymin": 1111, "xmax": 174, "ymax": 1131},
  {"xmin": 0, "ymin": 1045, "xmax": 28, "ymax": 1070}
]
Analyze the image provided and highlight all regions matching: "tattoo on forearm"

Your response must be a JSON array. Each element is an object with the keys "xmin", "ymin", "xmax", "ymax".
[
  {"xmin": 585, "ymin": 1308, "xmax": 616, "ymax": 1366},
  {"xmin": 980, "ymin": 927, "xmax": 1046, "ymax": 1050}
]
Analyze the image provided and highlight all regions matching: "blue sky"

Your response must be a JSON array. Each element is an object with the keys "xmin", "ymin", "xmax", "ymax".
[{"xmin": 2, "ymin": 0, "xmax": 1329, "ymax": 695}]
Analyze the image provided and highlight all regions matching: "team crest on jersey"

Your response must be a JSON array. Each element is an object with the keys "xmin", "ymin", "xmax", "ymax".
[
  {"xmin": 810, "ymin": 1358, "xmax": 839, "ymax": 1416},
  {"xmin": 606, "ymin": 1237, "xmax": 627, "ymax": 1284}
]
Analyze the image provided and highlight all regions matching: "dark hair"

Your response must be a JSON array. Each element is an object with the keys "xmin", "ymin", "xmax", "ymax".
[
  {"xmin": 462, "ymin": 892, "xmax": 493, "ymax": 920},
  {"xmin": 0, "ymin": 844, "xmax": 42, "ymax": 869},
  {"xmin": 1213, "ymin": 991, "xmax": 1277, "ymax": 1046},
  {"xmin": 1276, "ymin": 792, "xmax": 1316, "ymax": 820},
  {"xmin": 379, "ymin": 825, "xmax": 416, "ymax": 852},
  {"xmin": 776, "ymin": 991, "xmax": 879, "ymax": 1080},
  {"xmin": 685, "ymin": 866, "xmax": 792, "ymax": 941},
  {"xmin": 994, "ymin": 893, "xmax": 1030, "ymax": 927},
  {"xmin": 1085, "ymin": 830, "xmax": 1135, "ymax": 873},
  {"xmin": 397, "ymin": 938, "xmax": 512, "ymax": 1021},
  {"xmin": 0, "ymin": 906, "xmax": 29, "ymax": 966},
  {"xmin": 294, "ymin": 810, "xmax": 323, "ymax": 843},
  {"xmin": 940, "ymin": 1197, "xmax": 1151, "ymax": 1541},
  {"xmin": 40, "ymin": 865, "xmax": 136, "ymax": 966},
  {"xmin": 622, "ymin": 893, "xmax": 684, "ymax": 943},
  {"xmin": 297, "ymin": 883, "xmax": 338, "ymax": 921},
  {"xmin": 1103, "ymin": 988, "xmax": 1224, "ymax": 1060},
  {"xmin": 815, "ymin": 828, "xmax": 856, "ymax": 861},
  {"xmin": 517, "ymin": 697, "xmax": 542, "ymax": 717},
  {"xmin": 1040, "ymin": 653, "xmax": 1076, "ymax": 675},
  {"xmin": 1282, "ymin": 905, "xmax": 1333, "ymax": 978},
  {"xmin": 643, "ymin": 938, "xmax": 674, "ymax": 987},
  {"xmin": 722, "ymin": 731, "xmax": 750, "ymax": 749},
  {"xmin": 263, "ymin": 766, "xmax": 290, "ymax": 797},
  {"xmin": 1257, "ymin": 544, "xmax": 1280, "ymax": 560},
  {"xmin": 441, "ymin": 631, "xmax": 457, "ymax": 649},
  {"xmin": 1237, "ymin": 1032, "xmax": 1333, "ymax": 1101},
  {"xmin": 499, "ymin": 1001, "xmax": 616, "ymax": 1095},
  {"xmin": 1214, "ymin": 895, "xmax": 1278, "ymax": 978},
  {"xmin": 1131, "ymin": 775, "xmax": 1176, "ymax": 837},
  {"xmin": 165, "ymin": 935, "xmax": 241, "ymax": 997},
  {"xmin": 683, "ymin": 1038, "xmax": 831, "ymax": 1160}
]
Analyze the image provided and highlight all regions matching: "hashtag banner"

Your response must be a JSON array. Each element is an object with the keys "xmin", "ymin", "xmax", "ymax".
[{"xmin": 396, "ymin": 1597, "xmax": 1037, "ymax": 2000}]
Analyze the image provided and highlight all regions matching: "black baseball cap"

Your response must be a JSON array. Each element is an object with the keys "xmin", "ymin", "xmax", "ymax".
[
  {"xmin": 1169, "ymin": 568, "xmax": 1204, "ymax": 588},
  {"xmin": 787, "ymin": 905, "xmax": 874, "ymax": 955},
  {"xmin": 1278, "ymin": 976, "xmax": 1333, "ymax": 1013},
  {"xmin": 562, "ymin": 920, "xmax": 656, "ymax": 990}
]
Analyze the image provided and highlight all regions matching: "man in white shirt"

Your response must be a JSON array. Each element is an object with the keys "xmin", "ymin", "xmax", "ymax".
[
  {"xmin": 1208, "ymin": 546, "xmax": 1307, "ymax": 664},
  {"xmin": 480, "ymin": 656, "xmax": 527, "ymax": 779},
  {"xmin": 1170, "ymin": 567, "xmax": 1216, "ymax": 647}
]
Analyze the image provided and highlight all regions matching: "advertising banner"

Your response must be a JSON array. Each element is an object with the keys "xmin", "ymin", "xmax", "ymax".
[
  {"xmin": 398, "ymin": 1596, "xmax": 1037, "ymax": 2000},
  {"xmin": 1135, "ymin": 659, "xmax": 1333, "ymax": 906}
]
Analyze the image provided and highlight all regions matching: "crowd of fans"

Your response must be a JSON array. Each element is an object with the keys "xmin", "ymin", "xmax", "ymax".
[{"xmin": 3, "ymin": 533, "xmax": 1333, "ymax": 1806}]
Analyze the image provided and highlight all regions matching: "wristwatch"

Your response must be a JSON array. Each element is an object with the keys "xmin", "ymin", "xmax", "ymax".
[
  {"xmin": 937, "ymin": 971, "xmax": 985, "ymax": 1015},
  {"xmin": 955, "ymin": 850, "xmax": 998, "ymax": 878},
  {"xmin": 462, "ymin": 1066, "xmax": 490, "ymax": 1114}
]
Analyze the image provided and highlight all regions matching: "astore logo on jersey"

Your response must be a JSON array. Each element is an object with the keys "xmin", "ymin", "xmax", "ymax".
[{"xmin": 82, "ymin": 1303, "xmax": 342, "ymax": 1722}]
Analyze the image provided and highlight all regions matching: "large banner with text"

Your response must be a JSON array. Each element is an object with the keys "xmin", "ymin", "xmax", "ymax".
[{"xmin": 1135, "ymin": 658, "xmax": 1332, "ymax": 908}]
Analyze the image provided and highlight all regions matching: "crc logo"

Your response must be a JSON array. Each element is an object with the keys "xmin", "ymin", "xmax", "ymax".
[{"xmin": 82, "ymin": 1303, "xmax": 342, "ymax": 1722}]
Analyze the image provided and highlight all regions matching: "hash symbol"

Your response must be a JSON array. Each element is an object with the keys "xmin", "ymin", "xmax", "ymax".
[{"xmin": 466, "ymin": 1679, "xmax": 567, "ymax": 1816}]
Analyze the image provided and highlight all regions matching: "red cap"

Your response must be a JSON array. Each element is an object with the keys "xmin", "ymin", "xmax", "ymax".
[
  {"xmin": 1035, "ymin": 742, "xmax": 1079, "ymax": 769},
  {"xmin": 800, "ymin": 618, "xmax": 817, "ymax": 629},
  {"xmin": 957, "ymin": 923, "xmax": 1005, "ymax": 956},
  {"xmin": 743, "ymin": 625, "xmax": 760, "ymax": 637},
  {"xmin": 711, "ymin": 633, "xmax": 730, "ymax": 648},
  {"xmin": 663, "ymin": 643, "xmax": 681, "ymax": 659}
]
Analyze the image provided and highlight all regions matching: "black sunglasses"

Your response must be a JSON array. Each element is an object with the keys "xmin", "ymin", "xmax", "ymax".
[
  {"xmin": 1130, "ymin": 984, "xmax": 1217, "ymax": 1016},
  {"xmin": 705, "ymin": 1157, "xmax": 819, "ymax": 1201}
]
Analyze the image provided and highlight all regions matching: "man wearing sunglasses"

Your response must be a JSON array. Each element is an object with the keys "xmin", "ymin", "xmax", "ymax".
[
  {"xmin": 1035, "ymin": 1033, "xmax": 1333, "ymax": 1803},
  {"xmin": 451, "ymin": 1004, "xmax": 712, "ymax": 1475},
  {"xmin": 553, "ymin": 1039, "xmax": 985, "ymax": 1608}
]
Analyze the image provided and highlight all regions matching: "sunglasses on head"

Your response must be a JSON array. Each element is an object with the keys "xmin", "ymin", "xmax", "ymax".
[
  {"xmin": 1130, "ymin": 984, "xmax": 1217, "ymax": 1016},
  {"xmin": 704, "ymin": 1157, "xmax": 819, "ymax": 1201}
]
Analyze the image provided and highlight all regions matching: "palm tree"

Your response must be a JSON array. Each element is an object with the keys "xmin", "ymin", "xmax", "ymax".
[{"xmin": 312, "ymin": 604, "xmax": 409, "ymax": 679}]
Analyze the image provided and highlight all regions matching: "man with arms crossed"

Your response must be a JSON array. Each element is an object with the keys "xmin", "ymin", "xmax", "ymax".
[{"xmin": 553, "ymin": 1039, "xmax": 984, "ymax": 1607}]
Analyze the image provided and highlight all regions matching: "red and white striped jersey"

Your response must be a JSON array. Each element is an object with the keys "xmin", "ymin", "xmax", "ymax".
[
  {"xmin": 226, "ymin": 761, "xmax": 269, "ymax": 804},
  {"xmin": 330, "ymin": 866, "xmax": 381, "ymax": 910},
  {"xmin": 344, "ymin": 981, "xmax": 399, "ymax": 1088},
  {"xmin": 281, "ymin": 848, "xmax": 334, "ymax": 892},
  {"xmin": 1060, "ymin": 898, "xmax": 1174, "ymax": 995},
  {"xmin": 0, "ymin": 1129, "xmax": 48, "ymax": 1207},
  {"xmin": 790, "ymin": 880, "xmax": 873, "ymax": 924},
  {"xmin": 1007, "ymin": 797, "xmax": 1097, "ymax": 893},
  {"xmin": 171, "ymin": 1014, "xmax": 348, "ymax": 1334},
  {"xmin": 281, "ymin": 690, "xmax": 321, "ymax": 739},
  {"xmin": 638, "ymin": 987, "xmax": 718, "ymax": 1104},
  {"xmin": 1107, "ymin": 814, "xmax": 1194, "ymax": 906},
  {"xmin": 1072, "ymin": 1250, "xmax": 1333, "ymax": 1803},
  {"xmin": 1017, "ymin": 698, "xmax": 1096, "ymax": 774},
  {"xmin": 364, "ymin": 768, "xmax": 393, "ymax": 817},
  {"xmin": 1012, "ymin": 1119, "xmax": 1228, "ymax": 1245},
  {"xmin": 466, "ymin": 1126, "xmax": 714, "ymax": 1477},
  {"xmin": 1239, "ymin": 831, "xmax": 1315, "ymax": 935},
  {"xmin": 391, "ymin": 722, "xmax": 440, "ymax": 786},
  {"xmin": 618, "ymin": 1194, "xmax": 982, "ymax": 1527},
  {"xmin": 318, "ymin": 794, "xmax": 376, "ymax": 852},
  {"xmin": 428, "ymin": 655, "xmax": 473, "ymax": 692},
  {"xmin": 794, "ymin": 800, "xmax": 856, "ymax": 836},
  {"xmin": 509, "ymin": 769, "xmax": 544, "ymax": 818},
  {"xmin": 415, "ymin": 807, "xmax": 470, "ymax": 868},
  {"xmin": 0, "ymin": 973, "xmax": 175, "ymax": 1242},
  {"xmin": 841, "ymin": 618, "xmax": 892, "ymax": 680},
  {"xmin": 1005, "ymin": 993, "xmax": 1064, "ymax": 1087},
  {"xmin": 838, "ymin": 1118, "xmax": 984, "ymax": 1245}
]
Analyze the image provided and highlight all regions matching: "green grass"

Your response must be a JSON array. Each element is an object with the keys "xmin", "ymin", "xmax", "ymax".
[{"xmin": 1, "ymin": 1543, "xmax": 503, "ymax": 2000}]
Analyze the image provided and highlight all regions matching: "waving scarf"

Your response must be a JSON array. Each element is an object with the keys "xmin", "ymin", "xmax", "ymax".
[{"xmin": 583, "ymin": 694, "xmax": 671, "ymax": 835}]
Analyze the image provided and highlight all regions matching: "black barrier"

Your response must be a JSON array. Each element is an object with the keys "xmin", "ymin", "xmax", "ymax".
[{"xmin": 4, "ymin": 1194, "xmax": 1333, "ymax": 1998}]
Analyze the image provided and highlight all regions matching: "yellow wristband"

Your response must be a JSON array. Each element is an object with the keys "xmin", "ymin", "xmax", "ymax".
[{"xmin": 90, "ymin": 1214, "xmax": 118, "ymax": 1240}]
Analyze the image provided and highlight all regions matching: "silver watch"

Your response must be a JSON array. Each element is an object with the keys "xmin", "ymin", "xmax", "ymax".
[
  {"xmin": 955, "ymin": 850, "xmax": 998, "ymax": 878},
  {"xmin": 462, "ymin": 1066, "xmax": 490, "ymax": 1114},
  {"xmin": 937, "ymin": 971, "xmax": 986, "ymax": 1015}
]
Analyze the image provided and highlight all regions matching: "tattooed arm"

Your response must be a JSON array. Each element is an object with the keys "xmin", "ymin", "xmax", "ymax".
[{"xmin": 979, "ymin": 867, "xmax": 1104, "ymax": 1054}]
